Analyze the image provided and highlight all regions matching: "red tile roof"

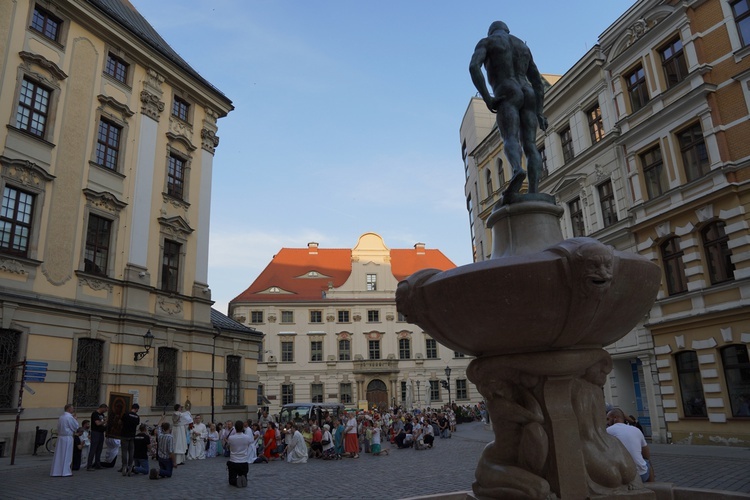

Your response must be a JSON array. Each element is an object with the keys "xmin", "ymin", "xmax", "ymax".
[{"xmin": 230, "ymin": 246, "xmax": 455, "ymax": 304}]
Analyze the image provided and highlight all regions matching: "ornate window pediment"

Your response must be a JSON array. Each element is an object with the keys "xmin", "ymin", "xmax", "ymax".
[
  {"xmin": 157, "ymin": 215, "xmax": 193, "ymax": 241},
  {"xmin": 83, "ymin": 188, "xmax": 127, "ymax": 214}
]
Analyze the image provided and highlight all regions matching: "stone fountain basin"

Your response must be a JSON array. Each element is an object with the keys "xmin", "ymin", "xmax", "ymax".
[{"xmin": 397, "ymin": 238, "xmax": 661, "ymax": 357}]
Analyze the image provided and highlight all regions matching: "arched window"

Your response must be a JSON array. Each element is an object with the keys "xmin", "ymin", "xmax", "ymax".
[
  {"xmin": 661, "ymin": 237, "xmax": 687, "ymax": 295},
  {"xmin": 702, "ymin": 221, "xmax": 735, "ymax": 285},
  {"xmin": 720, "ymin": 345, "xmax": 750, "ymax": 417},
  {"xmin": 485, "ymin": 169, "xmax": 493, "ymax": 197},
  {"xmin": 675, "ymin": 351, "xmax": 706, "ymax": 417}
]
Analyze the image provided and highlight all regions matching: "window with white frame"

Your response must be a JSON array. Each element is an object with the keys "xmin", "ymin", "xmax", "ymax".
[
  {"xmin": 311, "ymin": 383, "xmax": 323, "ymax": 403},
  {"xmin": 366, "ymin": 273, "xmax": 377, "ymax": 291},
  {"xmin": 310, "ymin": 340, "xmax": 323, "ymax": 362}
]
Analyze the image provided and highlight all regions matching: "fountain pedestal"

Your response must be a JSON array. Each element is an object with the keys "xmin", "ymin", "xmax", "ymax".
[{"xmin": 397, "ymin": 201, "xmax": 661, "ymax": 499}]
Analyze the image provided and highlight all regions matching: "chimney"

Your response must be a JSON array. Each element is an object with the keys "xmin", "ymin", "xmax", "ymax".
[
  {"xmin": 414, "ymin": 242, "xmax": 425, "ymax": 254},
  {"xmin": 308, "ymin": 242, "xmax": 319, "ymax": 254}
]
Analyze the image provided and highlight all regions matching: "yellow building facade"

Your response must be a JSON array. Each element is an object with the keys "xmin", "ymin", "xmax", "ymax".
[{"xmin": 0, "ymin": 0, "xmax": 260, "ymax": 454}]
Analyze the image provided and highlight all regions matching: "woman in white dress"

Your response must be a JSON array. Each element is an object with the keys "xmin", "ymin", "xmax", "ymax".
[{"xmin": 205, "ymin": 423, "xmax": 219, "ymax": 458}]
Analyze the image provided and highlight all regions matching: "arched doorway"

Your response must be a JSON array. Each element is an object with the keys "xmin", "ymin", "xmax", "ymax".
[{"xmin": 366, "ymin": 379, "xmax": 388, "ymax": 410}]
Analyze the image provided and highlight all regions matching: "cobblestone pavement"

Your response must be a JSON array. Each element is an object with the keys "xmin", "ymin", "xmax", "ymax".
[{"xmin": 2, "ymin": 422, "xmax": 749, "ymax": 499}]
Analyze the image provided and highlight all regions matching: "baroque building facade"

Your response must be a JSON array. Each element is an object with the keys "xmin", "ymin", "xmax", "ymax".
[
  {"xmin": 460, "ymin": 0, "xmax": 750, "ymax": 445},
  {"xmin": 229, "ymin": 233, "xmax": 480, "ymax": 415},
  {"xmin": 0, "ymin": 0, "xmax": 261, "ymax": 453}
]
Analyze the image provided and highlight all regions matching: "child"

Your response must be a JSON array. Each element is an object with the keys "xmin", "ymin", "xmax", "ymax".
[{"xmin": 71, "ymin": 428, "xmax": 84, "ymax": 470}]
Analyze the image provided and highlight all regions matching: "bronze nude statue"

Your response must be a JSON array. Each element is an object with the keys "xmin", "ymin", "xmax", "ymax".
[{"xmin": 470, "ymin": 21, "xmax": 548, "ymax": 201}]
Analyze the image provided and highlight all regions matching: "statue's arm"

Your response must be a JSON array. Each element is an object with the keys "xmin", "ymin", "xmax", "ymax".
[
  {"xmin": 526, "ymin": 58, "xmax": 548, "ymax": 131},
  {"xmin": 469, "ymin": 40, "xmax": 495, "ymax": 112}
]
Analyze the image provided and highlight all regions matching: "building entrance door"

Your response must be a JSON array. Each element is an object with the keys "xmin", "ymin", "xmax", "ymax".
[{"xmin": 366, "ymin": 379, "xmax": 388, "ymax": 410}]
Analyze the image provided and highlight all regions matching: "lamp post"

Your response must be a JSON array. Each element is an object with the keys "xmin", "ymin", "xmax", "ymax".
[
  {"xmin": 211, "ymin": 327, "xmax": 221, "ymax": 425},
  {"xmin": 133, "ymin": 330, "xmax": 154, "ymax": 362},
  {"xmin": 444, "ymin": 366, "xmax": 452, "ymax": 407}
]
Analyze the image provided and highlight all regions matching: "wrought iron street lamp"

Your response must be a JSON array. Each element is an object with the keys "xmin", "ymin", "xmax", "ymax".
[
  {"xmin": 416, "ymin": 380, "xmax": 421, "ymax": 409},
  {"xmin": 445, "ymin": 366, "xmax": 452, "ymax": 406},
  {"xmin": 134, "ymin": 330, "xmax": 154, "ymax": 362}
]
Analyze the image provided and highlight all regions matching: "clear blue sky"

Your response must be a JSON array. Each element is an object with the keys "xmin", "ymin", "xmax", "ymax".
[{"xmin": 129, "ymin": 0, "xmax": 635, "ymax": 313}]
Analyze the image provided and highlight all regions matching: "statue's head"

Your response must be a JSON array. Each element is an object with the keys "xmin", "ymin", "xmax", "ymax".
[{"xmin": 488, "ymin": 21, "xmax": 509, "ymax": 36}]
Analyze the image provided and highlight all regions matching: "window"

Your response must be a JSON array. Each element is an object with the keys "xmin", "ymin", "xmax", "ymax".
[
  {"xmin": 366, "ymin": 274, "xmax": 377, "ymax": 291},
  {"xmin": 497, "ymin": 158, "xmax": 506, "ymax": 185},
  {"xmin": 586, "ymin": 103, "xmax": 604, "ymax": 144},
  {"xmin": 456, "ymin": 379, "xmax": 468, "ymax": 400},
  {"xmin": 337, "ymin": 310, "xmax": 350, "ymax": 323},
  {"xmin": 468, "ymin": 194, "xmax": 476, "ymax": 262},
  {"xmin": 429, "ymin": 380, "xmax": 440, "ymax": 402},
  {"xmin": 641, "ymin": 146, "xmax": 667, "ymax": 199},
  {"xmin": 398, "ymin": 338, "xmax": 411, "ymax": 360},
  {"xmin": 678, "ymin": 124, "xmax": 709, "ymax": 182},
  {"xmin": 311, "ymin": 383, "xmax": 323, "ymax": 403},
  {"xmin": 661, "ymin": 237, "xmax": 688, "ymax": 295},
  {"xmin": 485, "ymin": 169, "xmax": 493, "ymax": 196},
  {"xmin": 0, "ymin": 186, "xmax": 34, "ymax": 257},
  {"xmin": 95, "ymin": 119, "xmax": 122, "ymax": 170},
  {"xmin": 225, "ymin": 355, "xmax": 241, "ymax": 406},
  {"xmin": 660, "ymin": 37, "xmax": 688, "ymax": 88},
  {"xmin": 250, "ymin": 311, "xmax": 264, "ymax": 324},
  {"xmin": 31, "ymin": 5, "xmax": 62, "ymax": 42},
  {"xmin": 732, "ymin": 0, "xmax": 750, "ymax": 47},
  {"xmin": 721, "ymin": 345, "xmax": 750, "ymax": 417},
  {"xmin": 400, "ymin": 381, "xmax": 407, "ymax": 403},
  {"xmin": 368, "ymin": 339, "xmax": 381, "ymax": 360},
  {"xmin": 367, "ymin": 310, "xmax": 380, "ymax": 322},
  {"xmin": 310, "ymin": 340, "xmax": 323, "ymax": 362},
  {"xmin": 16, "ymin": 77, "xmax": 51, "ymax": 138},
  {"xmin": 84, "ymin": 214, "xmax": 111, "ymax": 276},
  {"xmin": 598, "ymin": 181, "xmax": 618, "ymax": 228},
  {"xmin": 560, "ymin": 127, "xmax": 574, "ymax": 163},
  {"xmin": 281, "ymin": 341, "xmax": 294, "ymax": 362},
  {"xmin": 539, "ymin": 147, "xmax": 548, "ymax": 178},
  {"xmin": 338, "ymin": 339, "xmax": 351, "ymax": 361},
  {"xmin": 462, "ymin": 141, "xmax": 469, "ymax": 180},
  {"xmin": 105, "ymin": 53, "xmax": 129, "ymax": 84},
  {"xmin": 281, "ymin": 310, "xmax": 294, "ymax": 323},
  {"xmin": 72, "ymin": 338, "xmax": 103, "ymax": 408},
  {"xmin": 397, "ymin": 312, "xmax": 407, "ymax": 322},
  {"xmin": 625, "ymin": 65, "xmax": 649, "ymax": 112},
  {"xmin": 161, "ymin": 240, "xmax": 181, "ymax": 293},
  {"xmin": 340, "ymin": 383, "xmax": 352, "ymax": 404},
  {"xmin": 281, "ymin": 384, "xmax": 294, "ymax": 405},
  {"xmin": 675, "ymin": 351, "xmax": 706, "ymax": 417},
  {"xmin": 172, "ymin": 95, "xmax": 190, "ymax": 122},
  {"xmin": 257, "ymin": 384, "xmax": 264, "ymax": 404},
  {"xmin": 569, "ymin": 198, "xmax": 585, "ymax": 237},
  {"xmin": 167, "ymin": 154, "xmax": 186, "ymax": 200},
  {"xmin": 155, "ymin": 347, "xmax": 177, "ymax": 407},
  {"xmin": 426, "ymin": 338, "xmax": 438, "ymax": 359},
  {"xmin": 454, "ymin": 351, "xmax": 466, "ymax": 358},
  {"xmin": 309, "ymin": 310, "xmax": 322, "ymax": 323},
  {"xmin": 0, "ymin": 330, "xmax": 21, "ymax": 408},
  {"xmin": 702, "ymin": 221, "xmax": 735, "ymax": 285}
]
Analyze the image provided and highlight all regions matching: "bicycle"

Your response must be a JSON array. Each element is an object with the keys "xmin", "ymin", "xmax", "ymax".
[{"xmin": 46, "ymin": 427, "xmax": 57, "ymax": 453}]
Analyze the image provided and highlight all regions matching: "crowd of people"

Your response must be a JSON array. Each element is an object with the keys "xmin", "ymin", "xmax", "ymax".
[{"xmin": 49, "ymin": 401, "xmax": 488, "ymax": 487}]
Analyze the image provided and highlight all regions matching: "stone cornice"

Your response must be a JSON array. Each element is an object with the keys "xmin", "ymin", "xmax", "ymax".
[{"xmin": 19, "ymin": 51, "xmax": 67, "ymax": 82}]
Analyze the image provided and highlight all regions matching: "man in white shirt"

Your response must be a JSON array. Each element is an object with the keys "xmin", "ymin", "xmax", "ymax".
[
  {"xmin": 606, "ymin": 408, "xmax": 653, "ymax": 483},
  {"xmin": 227, "ymin": 421, "xmax": 253, "ymax": 487}
]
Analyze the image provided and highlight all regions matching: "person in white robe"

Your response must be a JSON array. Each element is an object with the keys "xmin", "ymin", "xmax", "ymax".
[
  {"xmin": 101, "ymin": 437, "xmax": 120, "ymax": 467},
  {"xmin": 50, "ymin": 404, "xmax": 80, "ymax": 477},
  {"xmin": 187, "ymin": 414, "xmax": 207, "ymax": 460},
  {"xmin": 171, "ymin": 404, "xmax": 191, "ymax": 465},
  {"xmin": 286, "ymin": 424, "xmax": 308, "ymax": 464}
]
